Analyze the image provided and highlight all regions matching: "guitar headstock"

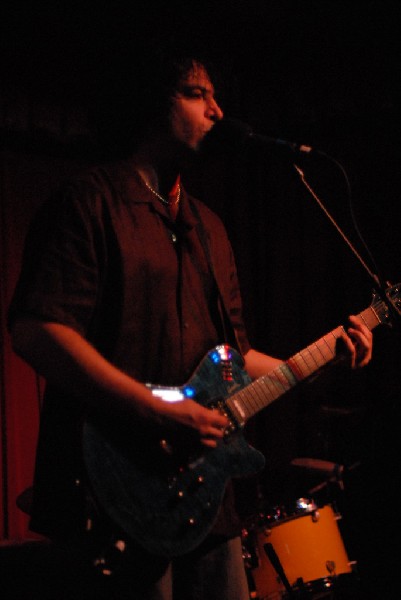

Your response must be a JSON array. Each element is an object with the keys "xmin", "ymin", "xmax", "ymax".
[
  {"xmin": 373, "ymin": 282, "xmax": 401, "ymax": 328},
  {"xmin": 385, "ymin": 282, "xmax": 401, "ymax": 325}
]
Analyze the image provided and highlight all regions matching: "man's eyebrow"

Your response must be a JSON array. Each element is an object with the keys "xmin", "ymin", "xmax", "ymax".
[{"xmin": 178, "ymin": 84, "xmax": 213, "ymax": 95}]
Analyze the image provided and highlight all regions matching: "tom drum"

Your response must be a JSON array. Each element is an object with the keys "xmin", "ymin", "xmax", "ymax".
[{"xmin": 250, "ymin": 503, "xmax": 354, "ymax": 599}]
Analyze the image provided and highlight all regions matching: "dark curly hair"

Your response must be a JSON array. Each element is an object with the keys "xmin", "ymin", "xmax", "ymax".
[{"xmin": 89, "ymin": 41, "xmax": 225, "ymax": 159}]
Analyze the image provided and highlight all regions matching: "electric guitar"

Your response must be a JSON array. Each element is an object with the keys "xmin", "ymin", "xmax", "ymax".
[{"xmin": 82, "ymin": 283, "xmax": 400, "ymax": 558}]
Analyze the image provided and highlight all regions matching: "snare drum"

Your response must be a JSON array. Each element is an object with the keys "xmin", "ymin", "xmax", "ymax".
[{"xmin": 251, "ymin": 504, "xmax": 353, "ymax": 598}]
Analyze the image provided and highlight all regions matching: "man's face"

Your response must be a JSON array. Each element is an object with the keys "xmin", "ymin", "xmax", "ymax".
[{"xmin": 169, "ymin": 63, "xmax": 224, "ymax": 151}]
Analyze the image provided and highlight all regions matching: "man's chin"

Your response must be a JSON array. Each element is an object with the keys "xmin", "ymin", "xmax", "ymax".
[
  {"xmin": 197, "ymin": 127, "xmax": 221, "ymax": 157},
  {"xmin": 172, "ymin": 142, "xmax": 200, "ymax": 170}
]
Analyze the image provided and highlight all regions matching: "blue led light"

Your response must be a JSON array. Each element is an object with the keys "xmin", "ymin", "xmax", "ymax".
[
  {"xmin": 210, "ymin": 351, "xmax": 221, "ymax": 364},
  {"xmin": 183, "ymin": 386, "xmax": 196, "ymax": 398}
]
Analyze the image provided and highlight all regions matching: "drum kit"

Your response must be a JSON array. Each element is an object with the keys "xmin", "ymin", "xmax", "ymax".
[{"xmin": 241, "ymin": 459, "xmax": 360, "ymax": 600}]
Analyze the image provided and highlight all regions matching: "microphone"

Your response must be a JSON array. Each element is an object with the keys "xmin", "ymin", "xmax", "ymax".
[{"xmin": 206, "ymin": 118, "xmax": 314, "ymax": 155}]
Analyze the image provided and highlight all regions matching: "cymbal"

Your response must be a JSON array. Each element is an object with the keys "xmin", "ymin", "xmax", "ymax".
[
  {"xmin": 290, "ymin": 457, "xmax": 344, "ymax": 478},
  {"xmin": 319, "ymin": 404, "xmax": 363, "ymax": 416}
]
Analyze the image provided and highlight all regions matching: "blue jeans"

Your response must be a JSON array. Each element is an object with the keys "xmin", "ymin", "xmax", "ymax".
[{"xmin": 150, "ymin": 536, "xmax": 250, "ymax": 600}]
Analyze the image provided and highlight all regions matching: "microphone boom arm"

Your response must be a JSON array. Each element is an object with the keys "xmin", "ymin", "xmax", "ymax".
[
  {"xmin": 294, "ymin": 164, "xmax": 401, "ymax": 322},
  {"xmin": 293, "ymin": 163, "xmax": 382, "ymax": 289}
]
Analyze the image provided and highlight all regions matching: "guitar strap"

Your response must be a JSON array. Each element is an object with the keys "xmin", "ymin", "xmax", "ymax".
[{"xmin": 190, "ymin": 198, "xmax": 241, "ymax": 353}]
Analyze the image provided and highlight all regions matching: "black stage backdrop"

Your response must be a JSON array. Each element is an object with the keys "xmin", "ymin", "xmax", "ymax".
[{"xmin": 1, "ymin": 2, "xmax": 401, "ymax": 598}]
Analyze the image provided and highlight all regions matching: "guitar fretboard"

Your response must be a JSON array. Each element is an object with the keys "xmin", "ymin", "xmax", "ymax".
[{"xmin": 226, "ymin": 304, "xmax": 382, "ymax": 426}]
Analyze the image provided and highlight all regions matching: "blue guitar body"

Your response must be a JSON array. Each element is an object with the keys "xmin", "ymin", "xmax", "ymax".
[{"xmin": 83, "ymin": 345, "xmax": 265, "ymax": 558}]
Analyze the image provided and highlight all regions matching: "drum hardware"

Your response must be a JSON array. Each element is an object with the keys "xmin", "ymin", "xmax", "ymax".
[
  {"xmin": 242, "ymin": 528, "xmax": 263, "ymax": 600},
  {"xmin": 255, "ymin": 498, "xmax": 319, "ymax": 532},
  {"xmin": 263, "ymin": 542, "xmax": 293, "ymax": 597}
]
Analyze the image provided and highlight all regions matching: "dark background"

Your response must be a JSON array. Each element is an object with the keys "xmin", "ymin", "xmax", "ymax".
[{"xmin": 1, "ymin": 1, "xmax": 401, "ymax": 598}]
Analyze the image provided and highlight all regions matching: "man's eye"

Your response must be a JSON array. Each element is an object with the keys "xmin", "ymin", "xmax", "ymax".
[
  {"xmin": 180, "ymin": 86, "xmax": 209, "ymax": 99},
  {"xmin": 186, "ymin": 89, "xmax": 203, "ymax": 99}
]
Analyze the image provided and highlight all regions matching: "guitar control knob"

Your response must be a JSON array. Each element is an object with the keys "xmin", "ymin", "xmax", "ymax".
[
  {"xmin": 189, "ymin": 475, "xmax": 204, "ymax": 490},
  {"xmin": 167, "ymin": 476, "xmax": 177, "ymax": 488},
  {"xmin": 160, "ymin": 439, "xmax": 173, "ymax": 454}
]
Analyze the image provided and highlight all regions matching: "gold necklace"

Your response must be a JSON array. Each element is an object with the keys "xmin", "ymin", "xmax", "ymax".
[{"xmin": 142, "ymin": 179, "xmax": 181, "ymax": 207}]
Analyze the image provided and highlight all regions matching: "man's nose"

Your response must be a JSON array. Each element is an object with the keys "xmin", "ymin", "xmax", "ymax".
[{"xmin": 207, "ymin": 98, "xmax": 224, "ymax": 121}]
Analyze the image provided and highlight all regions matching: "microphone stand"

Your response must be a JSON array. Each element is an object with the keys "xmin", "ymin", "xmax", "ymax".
[{"xmin": 293, "ymin": 162, "xmax": 401, "ymax": 323}]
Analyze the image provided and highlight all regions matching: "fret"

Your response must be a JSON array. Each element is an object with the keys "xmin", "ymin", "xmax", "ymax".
[
  {"xmin": 359, "ymin": 305, "xmax": 381, "ymax": 330},
  {"xmin": 244, "ymin": 380, "xmax": 274, "ymax": 414},
  {"xmin": 320, "ymin": 335, "xmax": 337, "ymax": 359},
  {"xmin": 296, "ymin": 346, "xmax": 319, "ymax": 374},
  {"xmin": 308, "ymin": 343, "xmax": 327, "ymax": 368},
  {"xmin": 242, "ymin": 385, "xmax": 260, "ymax": 414},
  {"xmin": 312, "ymin": 339, "xmax": 331, "ymax": 363},
  {"xmin": 261, "ymin": 372, "xmax": 286, "ymax": 398},
  {"xmin": 254, "ymin": 381, "xmax": 274, "ymax": 410},
  {"xmin": 230, "ymin": 385, "xmax": 259, "ymax": 420}
]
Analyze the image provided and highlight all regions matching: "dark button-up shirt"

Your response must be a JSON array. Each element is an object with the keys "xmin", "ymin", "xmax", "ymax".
[{"xmin": 8, "ymin": 158, "xmax": 251, "ymax": 540}]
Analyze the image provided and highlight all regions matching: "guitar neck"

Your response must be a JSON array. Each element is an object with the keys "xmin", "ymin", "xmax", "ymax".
[{"xmin": 226, "ymin": 303, "xmax": 383, "ymax": 426}]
